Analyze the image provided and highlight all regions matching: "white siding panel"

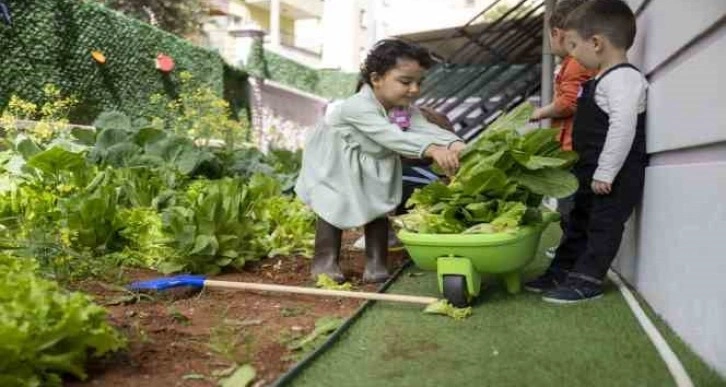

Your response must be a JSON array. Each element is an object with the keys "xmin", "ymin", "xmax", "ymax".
[
  {"xmin": 646, "ymin": 26, "xmax": 726, "ymax": 153},
  {"xmin": 636, "ymin": 162, "xmax": 726, "ymax": 376},
  {"xmin": 638, "ymin": 0, "xmax": 726, "ymax": 74}
]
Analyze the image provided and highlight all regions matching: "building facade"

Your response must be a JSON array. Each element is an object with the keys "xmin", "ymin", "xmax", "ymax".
[
  {"xmin": 614, "ymin": 0, "xmax": 726, "ymax": 377},
  {"xmin": 200, "ymin": 0, "xmax": 514, "ymax": 72}
]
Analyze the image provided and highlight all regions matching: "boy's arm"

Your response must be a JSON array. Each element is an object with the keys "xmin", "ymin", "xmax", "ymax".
[
  {"xmin": 593, "ymin": 70, "xmax": 647, "ymax": 184},
  {"xmin": 532, "ymin": 62, "xmax": 594, "ymax": 120},
  {"xmin": 531, "ymin": 101, "xmax": 569, "ymax": 120}
]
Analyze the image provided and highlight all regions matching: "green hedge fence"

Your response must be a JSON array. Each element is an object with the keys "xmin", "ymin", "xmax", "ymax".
[
  {"xmin": 245, "ymin": 41, "xmax": 359, "ymax": 100},
  {"xmin": 0, "ymin": 0, "xmax": 248, "ymax": 124}
]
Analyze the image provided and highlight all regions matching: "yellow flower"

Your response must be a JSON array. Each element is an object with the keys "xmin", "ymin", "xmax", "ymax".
[
  {"xmin": 59, "ymin": 227, "xmax": 73, "ymax": 247},
  {"xmin": 56, "ymin": 184, "xmax": 75, "ymax": 194}
]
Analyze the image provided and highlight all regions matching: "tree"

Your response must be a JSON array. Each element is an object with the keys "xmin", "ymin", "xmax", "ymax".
[{"xmin": 99, "ymin": 0, "xmax": 208, "ymax": 36}]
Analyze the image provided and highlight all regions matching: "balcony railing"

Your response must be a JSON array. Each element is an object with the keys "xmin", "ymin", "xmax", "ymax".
[{"xmin": 245, "ymin": 0, "xmax": 323, "ymax": 19}]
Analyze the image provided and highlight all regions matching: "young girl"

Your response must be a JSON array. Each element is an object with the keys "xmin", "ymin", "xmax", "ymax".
[{"xmin": 295, "ymin": 39, "xmax": 464, "ymax": 283}]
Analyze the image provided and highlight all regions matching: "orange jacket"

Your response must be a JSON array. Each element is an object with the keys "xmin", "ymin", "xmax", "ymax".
[{"xmin": 551, "ymin": 56, "xmax": 597, "ymax": 151}]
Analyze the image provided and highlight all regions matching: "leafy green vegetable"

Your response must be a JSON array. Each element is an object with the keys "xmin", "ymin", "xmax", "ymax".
[
  {"xmin": 394, "ymin": 208, "xmax": 466, "ymax": 234},
  {"xmin": 423, "ymin": 300, "xmax": 473, "ymax": 320},
  {"xmin": 27, "ymin": 145, "xmax": 87, "ymax": 177},
  {"xmin": 316, "ymin": 274, "xmax": 353, "ymax": 291},
  {"xmin": 61, "ymin": 183, "xmax": 120, "ymax": 254},
  {"xmin": 399, "ymin": 103, "xmax": 578, "ymax": 234},
  {"xmin": 115, "ymin": 207, "xmax": 169, "ymax": 268},
  {"xmin": 159, "ymin": 178, "xmax": 259, "ymax": 275},
  {"xmin": 462, "ymin": 223, "xmax": 497, "ymax": 234},
  {"xmin": 0, "ymin": 101, "xmax": 311, "ymax": 280},
  {"xmin": 216, "ymin": 146, "xmax": 302, "ymax": 191},
  {"xmin": 85, "ymin": 111, "xmax": 225, "ymax": 180},
  {"xmin": 491, "ymin": 201, "xmax": 527, "ymax": 231},
  {"xmin": 158, "ymin": 175, "xmax": 315, "ymax": 275},
  {"xmin": 219, "ymin": 364, "xmax": 256, "ymax": 387},
  {"xmin": 257, "ymin": 195, "xmax": 316, "ymax": 258},
  {"xmin": 93, "ymin": 110, "xmax": 132, "ymax": 131},
  {"xmin": 513, "ymin": 168, "xmax": 579, "ymax": 198},
  {"xmin": 287, "ymin": 316, "xmax": 344, "ymax": 352},
  {"xmin": 182, "ymin": 373, "xmax": 207, "ymax": 381},
  {"xmin": 0, "ymin": 255, "xmax": 125, "ymax": 386}
]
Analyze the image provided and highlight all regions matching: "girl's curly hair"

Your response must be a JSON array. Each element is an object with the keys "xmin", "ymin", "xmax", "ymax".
[{"xmin": 356, "ymin": 39, "xmax": 434, "ymax": 92}]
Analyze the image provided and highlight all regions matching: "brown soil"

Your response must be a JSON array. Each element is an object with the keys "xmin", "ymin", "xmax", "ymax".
[{"xmin": 66, "ymin": 232, "xmax": 408, "ymax": 387}]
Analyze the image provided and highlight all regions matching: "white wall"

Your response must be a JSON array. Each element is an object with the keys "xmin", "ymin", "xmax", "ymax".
[
  {"xmin": 251, "ymin": 79, "xmax": 327, "ymax": 151},
  {"xmin": 613, "ymin": 0, "xmax": 726, "ymax": 377},
  {"xmin": 378, "ymin": 0, "xmax": 497, "ymax": 36},
  {"xmin": 320, "ymin": 0, "xmax": 500, "ymax": 70},
  {"xmin": 321, "ymin": 0, "xmax": 364, "ymax": 71},
  {"xmin": 259, "ymin": 80, "xmax": 327, "ymax": 127}
]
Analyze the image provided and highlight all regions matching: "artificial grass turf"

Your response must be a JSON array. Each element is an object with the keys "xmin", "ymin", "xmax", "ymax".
[{"xmin": 289, "ymin": 226, "xmax": 725, "ymax": 387}]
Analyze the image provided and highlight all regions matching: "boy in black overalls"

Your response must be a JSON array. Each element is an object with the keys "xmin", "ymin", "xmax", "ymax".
[{"xmin": 525, "ymin": 0, "xmax": 649, "ymax": 303}]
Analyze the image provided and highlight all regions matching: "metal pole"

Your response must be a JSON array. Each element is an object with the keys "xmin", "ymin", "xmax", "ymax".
[{"xmin": 540, "ymin": 0, "xmax": 556, "ymax": 128}]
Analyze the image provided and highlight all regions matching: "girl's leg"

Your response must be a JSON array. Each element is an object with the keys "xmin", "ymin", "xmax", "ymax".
[
  {"xmin": 363, "ymin": 217, "xmax": 390, "ymax": 283},
  {"xmin": 310, "ymin": 217, "xmax": 345, "ymax": 283}
]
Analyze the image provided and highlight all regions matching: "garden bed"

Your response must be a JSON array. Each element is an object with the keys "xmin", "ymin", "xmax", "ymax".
[{"xmin": 66, "ymin": 232, "xmax": 407, "ymax": 387}]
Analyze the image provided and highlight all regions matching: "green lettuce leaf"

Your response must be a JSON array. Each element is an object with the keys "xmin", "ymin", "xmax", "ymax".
[
  {"xmin": 491, "ymin": 201, "xmax": 527, "ymax": 231},
  {"xmin": 423, "ymin": 300, "xmax": 472, "ymax": 320},
  {"xmin": 513, "ymin": 168, "xmax": 579, "ymax": 198},
  {"xmin": 403, "ymin": 102, "xmax": 579, "ymax": 234},
  {"xmin": 0, "ymin": 255, "xmax": 125, "ymax": 385}
]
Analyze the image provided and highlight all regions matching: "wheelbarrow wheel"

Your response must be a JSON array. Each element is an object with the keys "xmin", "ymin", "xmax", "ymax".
[{"xmin": 443, "ymin": 275, "xmax": 469, "ymax": 307}]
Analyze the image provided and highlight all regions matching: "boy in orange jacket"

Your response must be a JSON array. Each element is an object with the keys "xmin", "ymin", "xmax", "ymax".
[
  {"xmin": 529, "ymin": 0, "xmax": 597, "ymax": 263},
  {"xmin": 532, "ymin": 0, "xmax": 596, "ymax": 149}
]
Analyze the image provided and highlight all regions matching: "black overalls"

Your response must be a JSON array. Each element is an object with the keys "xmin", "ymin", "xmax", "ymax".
[{"xmin": 551, "ymin": 63, "xmax": 648, "ymax": 282}]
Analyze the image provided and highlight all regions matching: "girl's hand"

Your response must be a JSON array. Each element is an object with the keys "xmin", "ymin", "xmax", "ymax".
[
  {"xmin": 425, "ymin": 145, "xmax": 459, "ymax": 177},
  {"xmin": 448, "ymin": 141, "xmax": 466, "ymax": 154},
  {"xmin": 591, "ymin": 180, "xmax": 612, "ymax": 195}
]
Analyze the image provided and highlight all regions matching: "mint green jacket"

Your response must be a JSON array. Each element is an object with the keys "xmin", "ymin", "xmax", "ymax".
[{"xmin": 294, "ymin": 84, "xmax": 460, "ymax": 229}]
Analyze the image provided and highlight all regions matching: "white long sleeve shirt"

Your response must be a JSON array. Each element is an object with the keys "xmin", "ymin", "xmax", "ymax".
[{"xmin": 592, "ymin": 67, "xmax": 648, "ymax": 183}]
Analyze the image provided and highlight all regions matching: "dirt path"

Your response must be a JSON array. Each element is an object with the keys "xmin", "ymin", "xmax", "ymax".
[{"xmin": 67, "ymin": 232, "xmax": 407, "ymax": 387}]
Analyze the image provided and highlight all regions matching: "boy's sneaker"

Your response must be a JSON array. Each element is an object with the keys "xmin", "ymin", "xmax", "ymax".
[
  {"xmin": 542, "ymin": 276, "xmax": 604, "ymax": 304},
  {"xmin": 523, "ymin": 268, "xmax": 568, "ymax": 293},
  {"xmin": 545, "ymin": 247, "xmax": 557, "ymax": 259}
]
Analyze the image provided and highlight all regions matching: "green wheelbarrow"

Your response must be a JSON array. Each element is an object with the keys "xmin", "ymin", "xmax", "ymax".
[{"xmin": 397, "ymin": 212, "xmax": 559, "ymax": 307}]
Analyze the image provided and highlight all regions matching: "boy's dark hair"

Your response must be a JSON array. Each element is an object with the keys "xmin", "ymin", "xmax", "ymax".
[
  {"xmin": 564, "ymin": 0, "xmax": 637, "ymax": 49},
  {"xmin": 357, "ymin": 39, "xmax": 433, "ymax": 91},
  {"xmin": 548, "ymin": 0, "xmax": 589, "ymax": 29}
]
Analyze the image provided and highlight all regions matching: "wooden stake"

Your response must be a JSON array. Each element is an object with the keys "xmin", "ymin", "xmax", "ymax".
[{"xmin": 203, "ymin": 280, "xmax": 438, "ymax": 305}]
